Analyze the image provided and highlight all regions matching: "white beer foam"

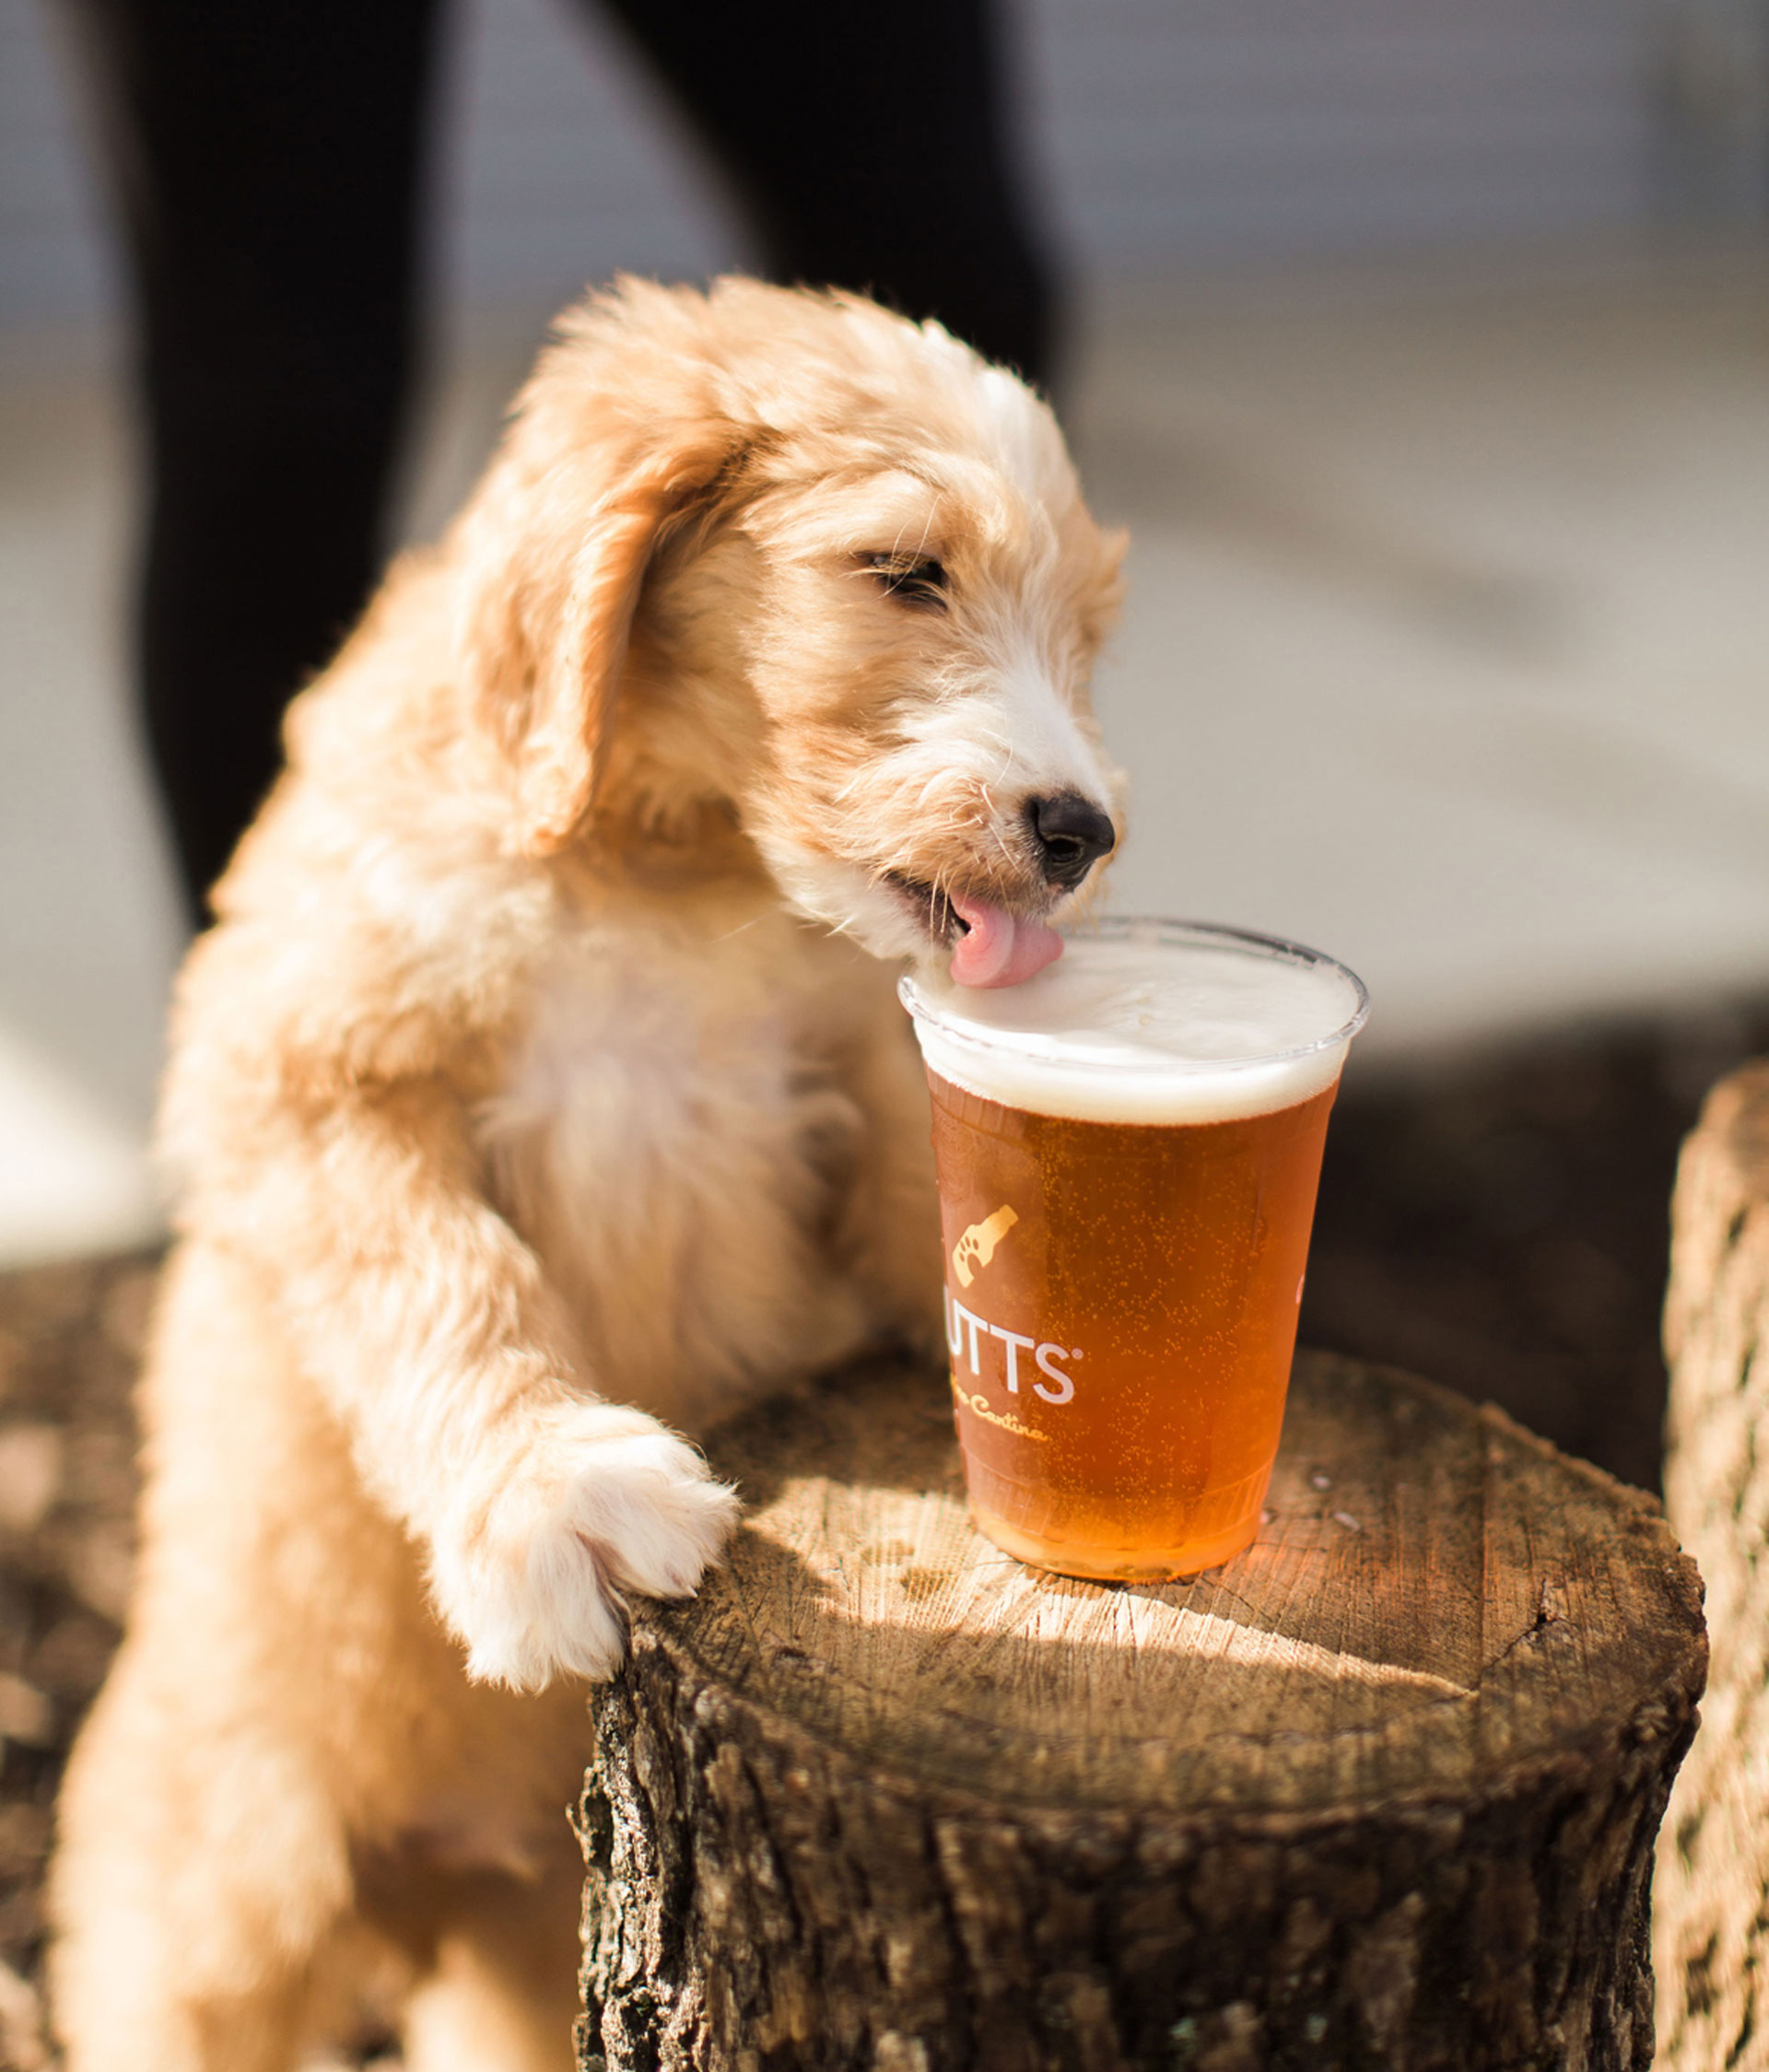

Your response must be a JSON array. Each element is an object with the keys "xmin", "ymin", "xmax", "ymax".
[{"xmin": 902, "ymin": 927, "xmax": 1366, "ymax": 1124}]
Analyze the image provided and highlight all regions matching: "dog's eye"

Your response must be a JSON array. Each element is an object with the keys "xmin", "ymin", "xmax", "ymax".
[{"xmin": 864, "ymin": 554, "xmax": 949, "ymax": 609}]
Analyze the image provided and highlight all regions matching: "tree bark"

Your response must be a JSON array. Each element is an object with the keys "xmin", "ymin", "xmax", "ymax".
[
  {"xmin": 579, "ymin": 1349, "xmax": 1705, "ymax": 2071},
  {"xmin": 1655, "ymin": 1060, "xmax": 1769, "ymax": 2070}
]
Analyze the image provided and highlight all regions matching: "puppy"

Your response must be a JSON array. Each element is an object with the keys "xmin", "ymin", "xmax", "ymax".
[{"xmin": 49, "ymin": 277, "xmax": 1125, "ymax": 2072}]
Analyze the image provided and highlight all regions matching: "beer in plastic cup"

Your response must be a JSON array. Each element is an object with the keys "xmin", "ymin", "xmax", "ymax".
[{"xmin": 899, "ymin": 919, "xmax": 1368, "ymax": 1581}]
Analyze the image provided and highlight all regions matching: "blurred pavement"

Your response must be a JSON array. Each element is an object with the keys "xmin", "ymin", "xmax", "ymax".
[
  {"xmin": 2, "ymin": 240, "xmax": 1767, "ymax": 1267},
  {"xmin": 1074, "ymin": 241, "xmax": 1769, "ymax": 1046}
]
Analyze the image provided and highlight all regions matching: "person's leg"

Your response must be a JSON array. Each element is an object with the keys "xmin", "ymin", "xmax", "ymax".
[
  {"xmin": 594, "ymin": 0, "xmax": 1058, "ymax": 388},
  {"xmin": 60, "ymin": 0, "xmax": 442, "ymax": 915}
]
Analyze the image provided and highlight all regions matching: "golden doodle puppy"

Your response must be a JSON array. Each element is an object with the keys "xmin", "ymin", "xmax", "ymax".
[{"xmin": 50, "ymin": 276, "xmax": 1125, "ymax": 2071}]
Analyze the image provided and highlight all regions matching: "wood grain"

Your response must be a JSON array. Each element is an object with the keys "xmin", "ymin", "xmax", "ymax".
[
  {"xmin": 1656, "ymin": 1061, "xmax": 1769, "ymax": 2071},
  {"xmin": 580, "ymin": 1348, "xmax": 1705, "ymax": 2070}
]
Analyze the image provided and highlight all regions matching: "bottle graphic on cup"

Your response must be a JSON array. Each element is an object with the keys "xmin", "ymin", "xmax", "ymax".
[{"xmin": 951, "ymin": 1204, "xmax": 1019, "ymax": 1287}]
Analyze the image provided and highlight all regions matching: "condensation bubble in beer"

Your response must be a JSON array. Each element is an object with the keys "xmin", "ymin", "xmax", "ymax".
[{"xmin": 903, "ymin": 927, "xmax": 1365, "ymax": 1126}]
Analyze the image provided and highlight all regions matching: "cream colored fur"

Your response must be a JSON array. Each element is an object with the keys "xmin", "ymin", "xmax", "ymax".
[{"xmin": 48, "ymin": 277, "xmax": 1125, "ymax": 2070}]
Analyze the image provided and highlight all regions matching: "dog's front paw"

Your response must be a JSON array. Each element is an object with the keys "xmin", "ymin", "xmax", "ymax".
[{"xmin": 431, "ymin": 1404, "xmax": 741, "ymax": 1691}]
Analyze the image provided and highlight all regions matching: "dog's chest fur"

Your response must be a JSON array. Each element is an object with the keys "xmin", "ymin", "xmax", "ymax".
[{"xmin": 476, "ymin": 901, "xmax": 897, "ymax": 1432}]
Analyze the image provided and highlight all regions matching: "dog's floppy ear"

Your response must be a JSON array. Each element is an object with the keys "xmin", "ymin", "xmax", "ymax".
[{"xmin": 454, "ymin": 365, "xmax": 739, "ymax": 857}]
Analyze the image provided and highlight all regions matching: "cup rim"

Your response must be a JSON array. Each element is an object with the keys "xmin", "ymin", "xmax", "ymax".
[{"xmin": 897, "ymin": 916, "xmax": 1371, "ymax": 1080}]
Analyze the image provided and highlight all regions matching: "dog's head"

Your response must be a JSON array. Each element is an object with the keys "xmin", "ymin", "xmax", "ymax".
[{"xmin": 452, "ymin": 276, "xmax": 1126, "ymax": 982}]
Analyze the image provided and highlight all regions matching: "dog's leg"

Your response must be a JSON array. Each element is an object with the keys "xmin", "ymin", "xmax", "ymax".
[
  {"xmin": 839, "ymin": 1014, "xmax": 945, "ymax": 1352},
  {"xmin": 51, "ymin": 1642, "xmax": 353, "ymax": 2072},
  {"xmin": 397, "ymin": 1853, "xmax": 583, "ymax": 2072},
  {"xmin": 204, "ymin": 1083, "xmax": 740, "ymax": 1690},
  {"xmin": 47, "ymin": 1241, "xmax": 416, "ymax": 2071}
]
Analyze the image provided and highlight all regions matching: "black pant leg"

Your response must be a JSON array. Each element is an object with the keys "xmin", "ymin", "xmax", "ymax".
[
  {"xmin": 592, "ymin": 0, "xmax": 1058, "ymax": 387},
  {"xmin": 61, "ymin": 0, "xmax": 442, "ymax": 915}
]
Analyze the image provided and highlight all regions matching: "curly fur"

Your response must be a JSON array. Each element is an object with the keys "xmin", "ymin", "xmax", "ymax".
[{"xmin": 48, "ymin": 276, "xmax": 1125, "ymax": 2071}]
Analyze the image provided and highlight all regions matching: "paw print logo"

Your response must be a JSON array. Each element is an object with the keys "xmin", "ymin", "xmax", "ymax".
[{"xmin": 951, "ymin": 1205, "xmax": 1019, "ymax": 1289}]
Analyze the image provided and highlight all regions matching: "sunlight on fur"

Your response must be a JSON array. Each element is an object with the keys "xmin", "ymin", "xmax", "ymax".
[{"xmin": 48, "ymin": 277, "xmax": 1126, "ymax": 2071}]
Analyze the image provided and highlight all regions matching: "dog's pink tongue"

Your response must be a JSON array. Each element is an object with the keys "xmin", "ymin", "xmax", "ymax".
[{"xmin": 947, "ymin": 893, "xmax": 1064, "ymax": 989}]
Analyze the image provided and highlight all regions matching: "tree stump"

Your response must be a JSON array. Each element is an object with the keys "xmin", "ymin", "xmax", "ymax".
[
  {"xmin": 1655, "ymin": 1061, "xmax": 1769, "ymax": 2070},
  {"xmin": 578, "ymin": 1349, "xmax": 1705, "ymax": 2071}
]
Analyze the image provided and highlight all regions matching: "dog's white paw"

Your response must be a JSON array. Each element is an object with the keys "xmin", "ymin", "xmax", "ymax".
[{"xmin": 431, "ymin": 1404, "xmax": 741, "ymax": 1691}]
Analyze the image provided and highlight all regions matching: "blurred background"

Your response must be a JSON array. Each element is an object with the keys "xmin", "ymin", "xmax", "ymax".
[{"xmin": 0, "ymin": 0, "xmax": 1767, "ymax": 2048}]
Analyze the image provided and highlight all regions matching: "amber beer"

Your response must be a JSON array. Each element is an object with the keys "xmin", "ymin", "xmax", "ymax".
[{"xmin": 900, "ymin": 919, "xmax": 1368, "ymax": 1581}]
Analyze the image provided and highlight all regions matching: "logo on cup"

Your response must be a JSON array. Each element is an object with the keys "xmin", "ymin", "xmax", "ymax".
[
  {"xmin": 943, "ymin": 1289, "xmax": 1080, "ymax": 1408},
  {"xmin": 952, "ymin": 1204, "xmax": 1018, "ymax": 1288}
]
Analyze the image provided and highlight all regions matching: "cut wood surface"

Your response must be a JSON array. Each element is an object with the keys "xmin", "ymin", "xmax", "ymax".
[
  {"xmin": 578, "ymin": 1348, "xmax": 1703, "ymax": 2071},
  {"xmin": 1656, "ymin": 1060, "xmax": 1769, "ymax": 2071}
]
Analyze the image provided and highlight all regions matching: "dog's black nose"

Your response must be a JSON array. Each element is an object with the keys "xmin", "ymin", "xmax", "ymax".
[{"xmin": 1026, "ymin": 792, "xmax": 1117, "ymax": 888}]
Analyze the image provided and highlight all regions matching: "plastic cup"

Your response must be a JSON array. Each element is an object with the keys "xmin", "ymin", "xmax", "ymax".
[{"xmin": 899, "ymin": 918, "xmax": 1368, "ymax": 1581}]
